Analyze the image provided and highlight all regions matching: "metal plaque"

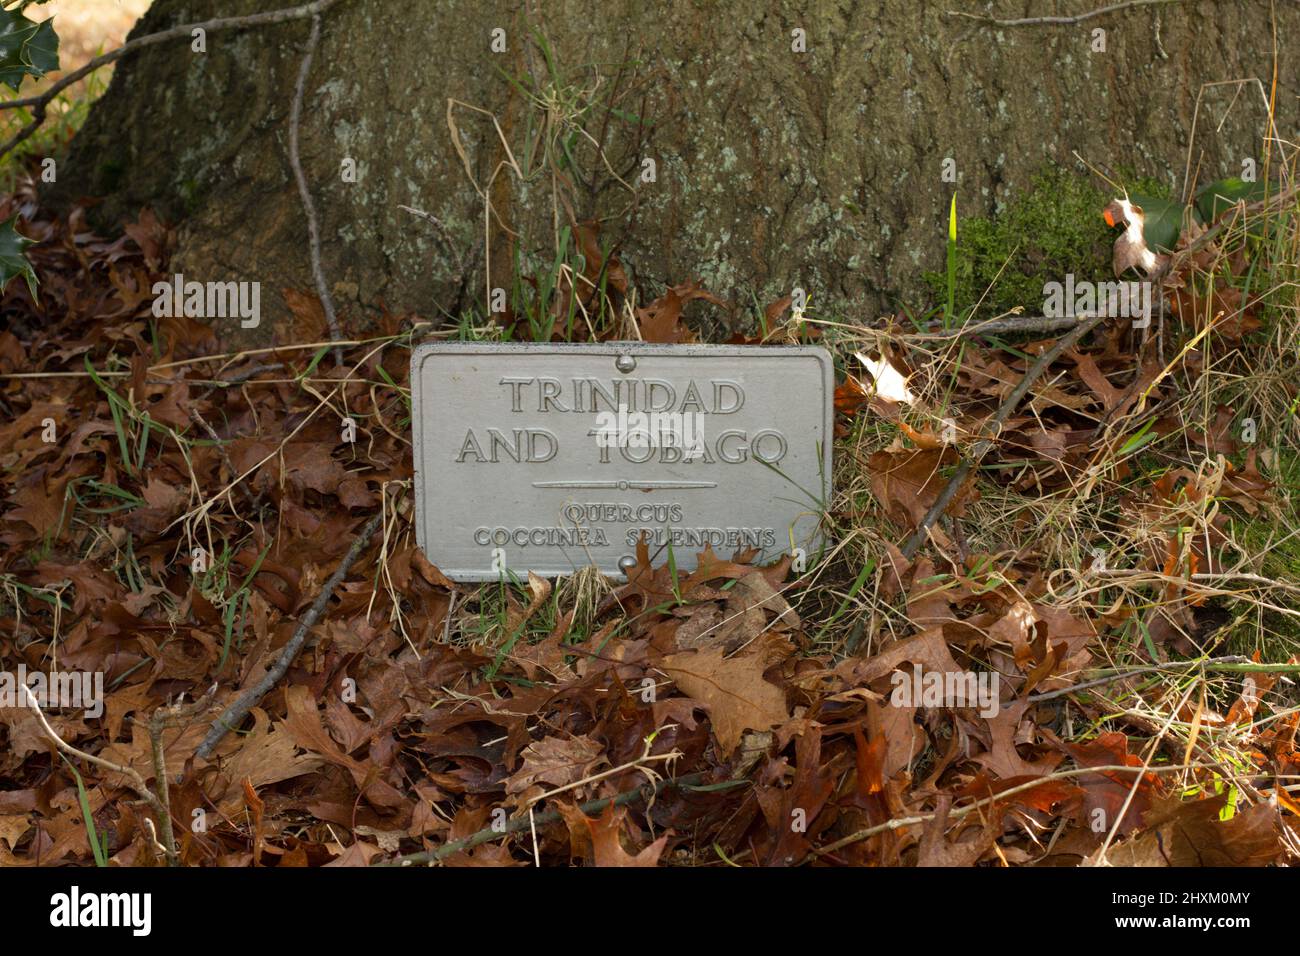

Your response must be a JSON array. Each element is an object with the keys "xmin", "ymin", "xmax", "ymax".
[{"xmin": 411, "ymin": 342, "xmax": 833, "ymax": 580}]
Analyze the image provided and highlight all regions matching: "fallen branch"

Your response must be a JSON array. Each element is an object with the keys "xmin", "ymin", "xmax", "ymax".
[
  {"xmin": 900, "ymin": 313, "xmax": 1106, "ymax": 558},
  {"xmin": 375, "ymin": 771, "xmax": 745, "ymax": 866},
  {"xmin": 143, "ymin": 695, "xmax": 215, "ymax": 865},
  {"xmin": 806, "ymin": 760, "xmax": 1217, "ymax": 863},
  {"xmin": 288, "ymin": 13, "xmax": 344, "ymax": 364},
  {"xmin": 947, "ymin": 0, "xmax": 1182, "ymax": 27},
  {"xmin": 911, "ymin": 313, "xmax": 1094, "ymax": 340},
  {"xmin": 196, "ymin": 510, "xmax": 384, "ymax": 759},
  {"xmin": 0, "ymin": 0, "xmax": 351, "ymax": 160},
  {"xmin": 22, "ymin": 685, "xmax": 179, "ymax": 865}
]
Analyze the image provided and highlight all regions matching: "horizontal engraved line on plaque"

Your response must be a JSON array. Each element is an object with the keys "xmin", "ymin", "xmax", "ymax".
[{"xmin": 411, "ymin": 342, "xmax": 833, "ymax": 581}]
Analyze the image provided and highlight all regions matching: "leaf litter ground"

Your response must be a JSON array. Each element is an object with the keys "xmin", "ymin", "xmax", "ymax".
[{"xmin": 1, "ymin": 174, "xmax": 1299, "ymax": 867}]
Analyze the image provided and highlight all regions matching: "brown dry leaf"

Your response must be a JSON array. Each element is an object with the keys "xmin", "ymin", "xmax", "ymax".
[
  {"xmin": 99, "ymin": 719, "xmax": 208, "ymax": 789},
  {"xmin": 973, "ymin": 699, "xmax": 1062, "ymax": 780},
  {"xmin": 283, "ymin": 685, "xmax": 403, "ymax": 808},
  {"xmin": 284, "ymin": 685, "xmax": 363, "ymax": 772},
  {"xmin": 661, "ymin": 645, "xmax": 790, "ymax": 757},
  {"xmin": 504, "ymin": 734, "xmax": 604, "ymax": 796},
  {"xmin": 916, "ymin": 797, "xmax": 996, "ymax": 867},
  {"xmin": 727, "ymin": 571, "xmax": 799, "ymax": 631},
  {"xmin": 585, "ymin": 805, "xmax": 667, "ymax": 867},
  {"xmin": 283, "ymin": 287, "xmax": 328, "ymax": 340},
  {"xmin": 673, "ymin": 603, "xmax": 724, "ymax": 650},
  {"xmin": 0, "ymin": 814, "xmax": 30, "ymax": 850},
  {"xmin": 680, "ymin": 543, "xmax": 757, "ymax": 594},
  {"xmin": 1069, "ymin": 350, "xmax": 1124, "ymax": 412},
  {"xmin": 573, "ymin": 219, "xmax": 628, "ymax": 296},
  {"xmin": 215, "ymin": 707, "xmax": 322, "ymax": 813},
  {"xmin": 839, "ymin": 628, "xmax": 965, "ymax": 686},
  {"xmin": 324, "ymin": 840, "xmax": 382, "ymax": 867},
  {"xmin": 243, "ymin": 777, "xmax": 265, "ymax": 865},
  {"xmin": 764, "ymin": 293, "xmax": 793, "ymax": 326},
  {"xmin": 513, "ymin": 610, "xmax": 580, "ymax": 682},
  {"xmin": 1225, "ymin": 656, "xmax": 1288, "ymax": 724},
  {"xmin": 635, "ymin": 280, "xmax": 726, "ymax": 343},
  {"xmin": 283, "ymin": 442, "xmax": 346, "ymax": 496},
  {"xmin": 504, "ymin": 571, "xmax": 552, "ymax": 636},
  {"xmin": 412, "ymin": 549, "xmax": 456, "ymax": 589},
  {"xmin": 868, "ymin": 447, "xmax": 973, "ymax": 530},
  {"xmin": 441, "ymin": 843, "xmax": 528, "ymax": 867},
  {"xmin": 1064, "ymin": 731, "xmax": 1158, "ymax": 836},
  {"xmin": 1096, "ymin": 794, "xmax": 1281, "ymax": 867}
]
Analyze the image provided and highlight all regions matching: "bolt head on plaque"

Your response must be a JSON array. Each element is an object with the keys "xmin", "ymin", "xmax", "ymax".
[{"xmin": 410, "ymin": 342, "xmax": 833, "ymax": 581}]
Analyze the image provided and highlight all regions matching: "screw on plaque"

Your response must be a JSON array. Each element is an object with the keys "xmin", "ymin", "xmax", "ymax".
[
  {"xmin": 618, "ymin": 555, "xmax": 638, "ymax": 573},
  {"xmin": 615, "ymin": 354, "xmax": 636, "ymax": 373}
]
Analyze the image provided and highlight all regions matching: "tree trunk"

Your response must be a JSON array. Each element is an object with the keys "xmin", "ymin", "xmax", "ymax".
[{"xmin": 55, "ymin": 0, "xmax": 1297, "ymax": 344}]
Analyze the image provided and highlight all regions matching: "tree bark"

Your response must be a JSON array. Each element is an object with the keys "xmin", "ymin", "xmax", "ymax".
[{"xmin": 54, "ymin": 0, "xmax": 1297, "ymax": 343}]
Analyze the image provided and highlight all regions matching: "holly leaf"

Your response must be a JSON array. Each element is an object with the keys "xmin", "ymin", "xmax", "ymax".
[
  {"xmin": 23, "ymin": 18, "xmax": 59, "ymax": 76},
  {"xmin": 0, "ymin": 9, "xmax": 39, "ymax": 63},
  {"xmin": 0, "ymin": 8, "xmax": 57, "ymax": 92},
  {"xmin": 0, "ymin": 215, "xmax": 37, "ymax": 299},
  {"xmin": 1129, "ymin": 193, "xmax": 1187, "ymax": 252},
  {"xmin": 1196, "ymin": 176, "xmax": 1268, "ymax": 224}
]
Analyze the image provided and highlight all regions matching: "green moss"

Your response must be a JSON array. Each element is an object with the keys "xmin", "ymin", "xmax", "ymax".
[{"xmin": 923, "ymin": 165, "xmax": 1167, "ymax": 320}]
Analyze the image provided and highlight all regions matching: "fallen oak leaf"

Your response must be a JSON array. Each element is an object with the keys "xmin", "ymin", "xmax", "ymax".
[
  {"xmin": 660, "ymin": 645, "xmax": 789, "ymax": 758},
  {"xmin": 1094, "ymin": 793, "xmax": 1281, "ymax": 867},
  {"xmin": 635, "ymin": 280, "xmax": 727, "ymax": 343},
  {"xmin": 1064, "ymin": 731, "xmax": 1159, "ymax": 836},
  {"xmin": 504, "ymin": 734, "xmax": 605, "ymax": 796},
  {"xmin": 212, "ymin": 706, "xmax": 322, "ymax": 815},
  {"xmin": 283, "ymin": 685, "xmax": 404, "ymax": 809},
  {"xmin": 972, "ymin": 698, "xmax": 1062, "ymax": 780},
  {"xmin": 584, "ymin": 804, "xmax": 667, "ymax": 867},
  {"xmin": 867, "ymin": 447, "xmax": 974, "ymax": 532}
]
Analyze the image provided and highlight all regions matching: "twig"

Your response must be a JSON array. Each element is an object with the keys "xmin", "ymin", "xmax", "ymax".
[
  {"xmin": 195, "ymin": 362, "xmax": 285, "ymax": 402},
  {"xmin": 375, "ymin": 771, "xmax": 740, "ymax": 866},
  {"xmin": 911, "ymin": 313, "xmax": 1092, "ymax": 340},
  {"xmin": 288, "ymin": 13, "xmax": 343, "ymax": 365},
  {"xmin": 143, "ymin": 697, "xmax": 213, "ymax": 865},
  {"xmin": 187, "ymin": 407, "xmax": 237, "ymax": 482},
  {"xmin": 196, "ymin": 510, "xmax": 384, "ymax": 759},
  {"xmin": 900, "ymin": 313, "xmax": 1106, "ymax": 558},
  {"xmin": 0, "ymin": 0, "xmax": 350, "ymax": 160},
  {"xmin": 22, "ymin": 684, "xmax": 178, "ymax": 865},
  {"xmin": 1023, "ymin": 654, "xmax": 1298, "ymax": 703},
  {"xmin": 807, "ymin": 760, "xmax": 1217, "ymax": 862},
  {"xmin": 146, "ymin": 710, "xmax": 178, "ymax": 865},
  {"xmin": 947, "ymin": 0, "xmax": 1182, "ymax": 27}
]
